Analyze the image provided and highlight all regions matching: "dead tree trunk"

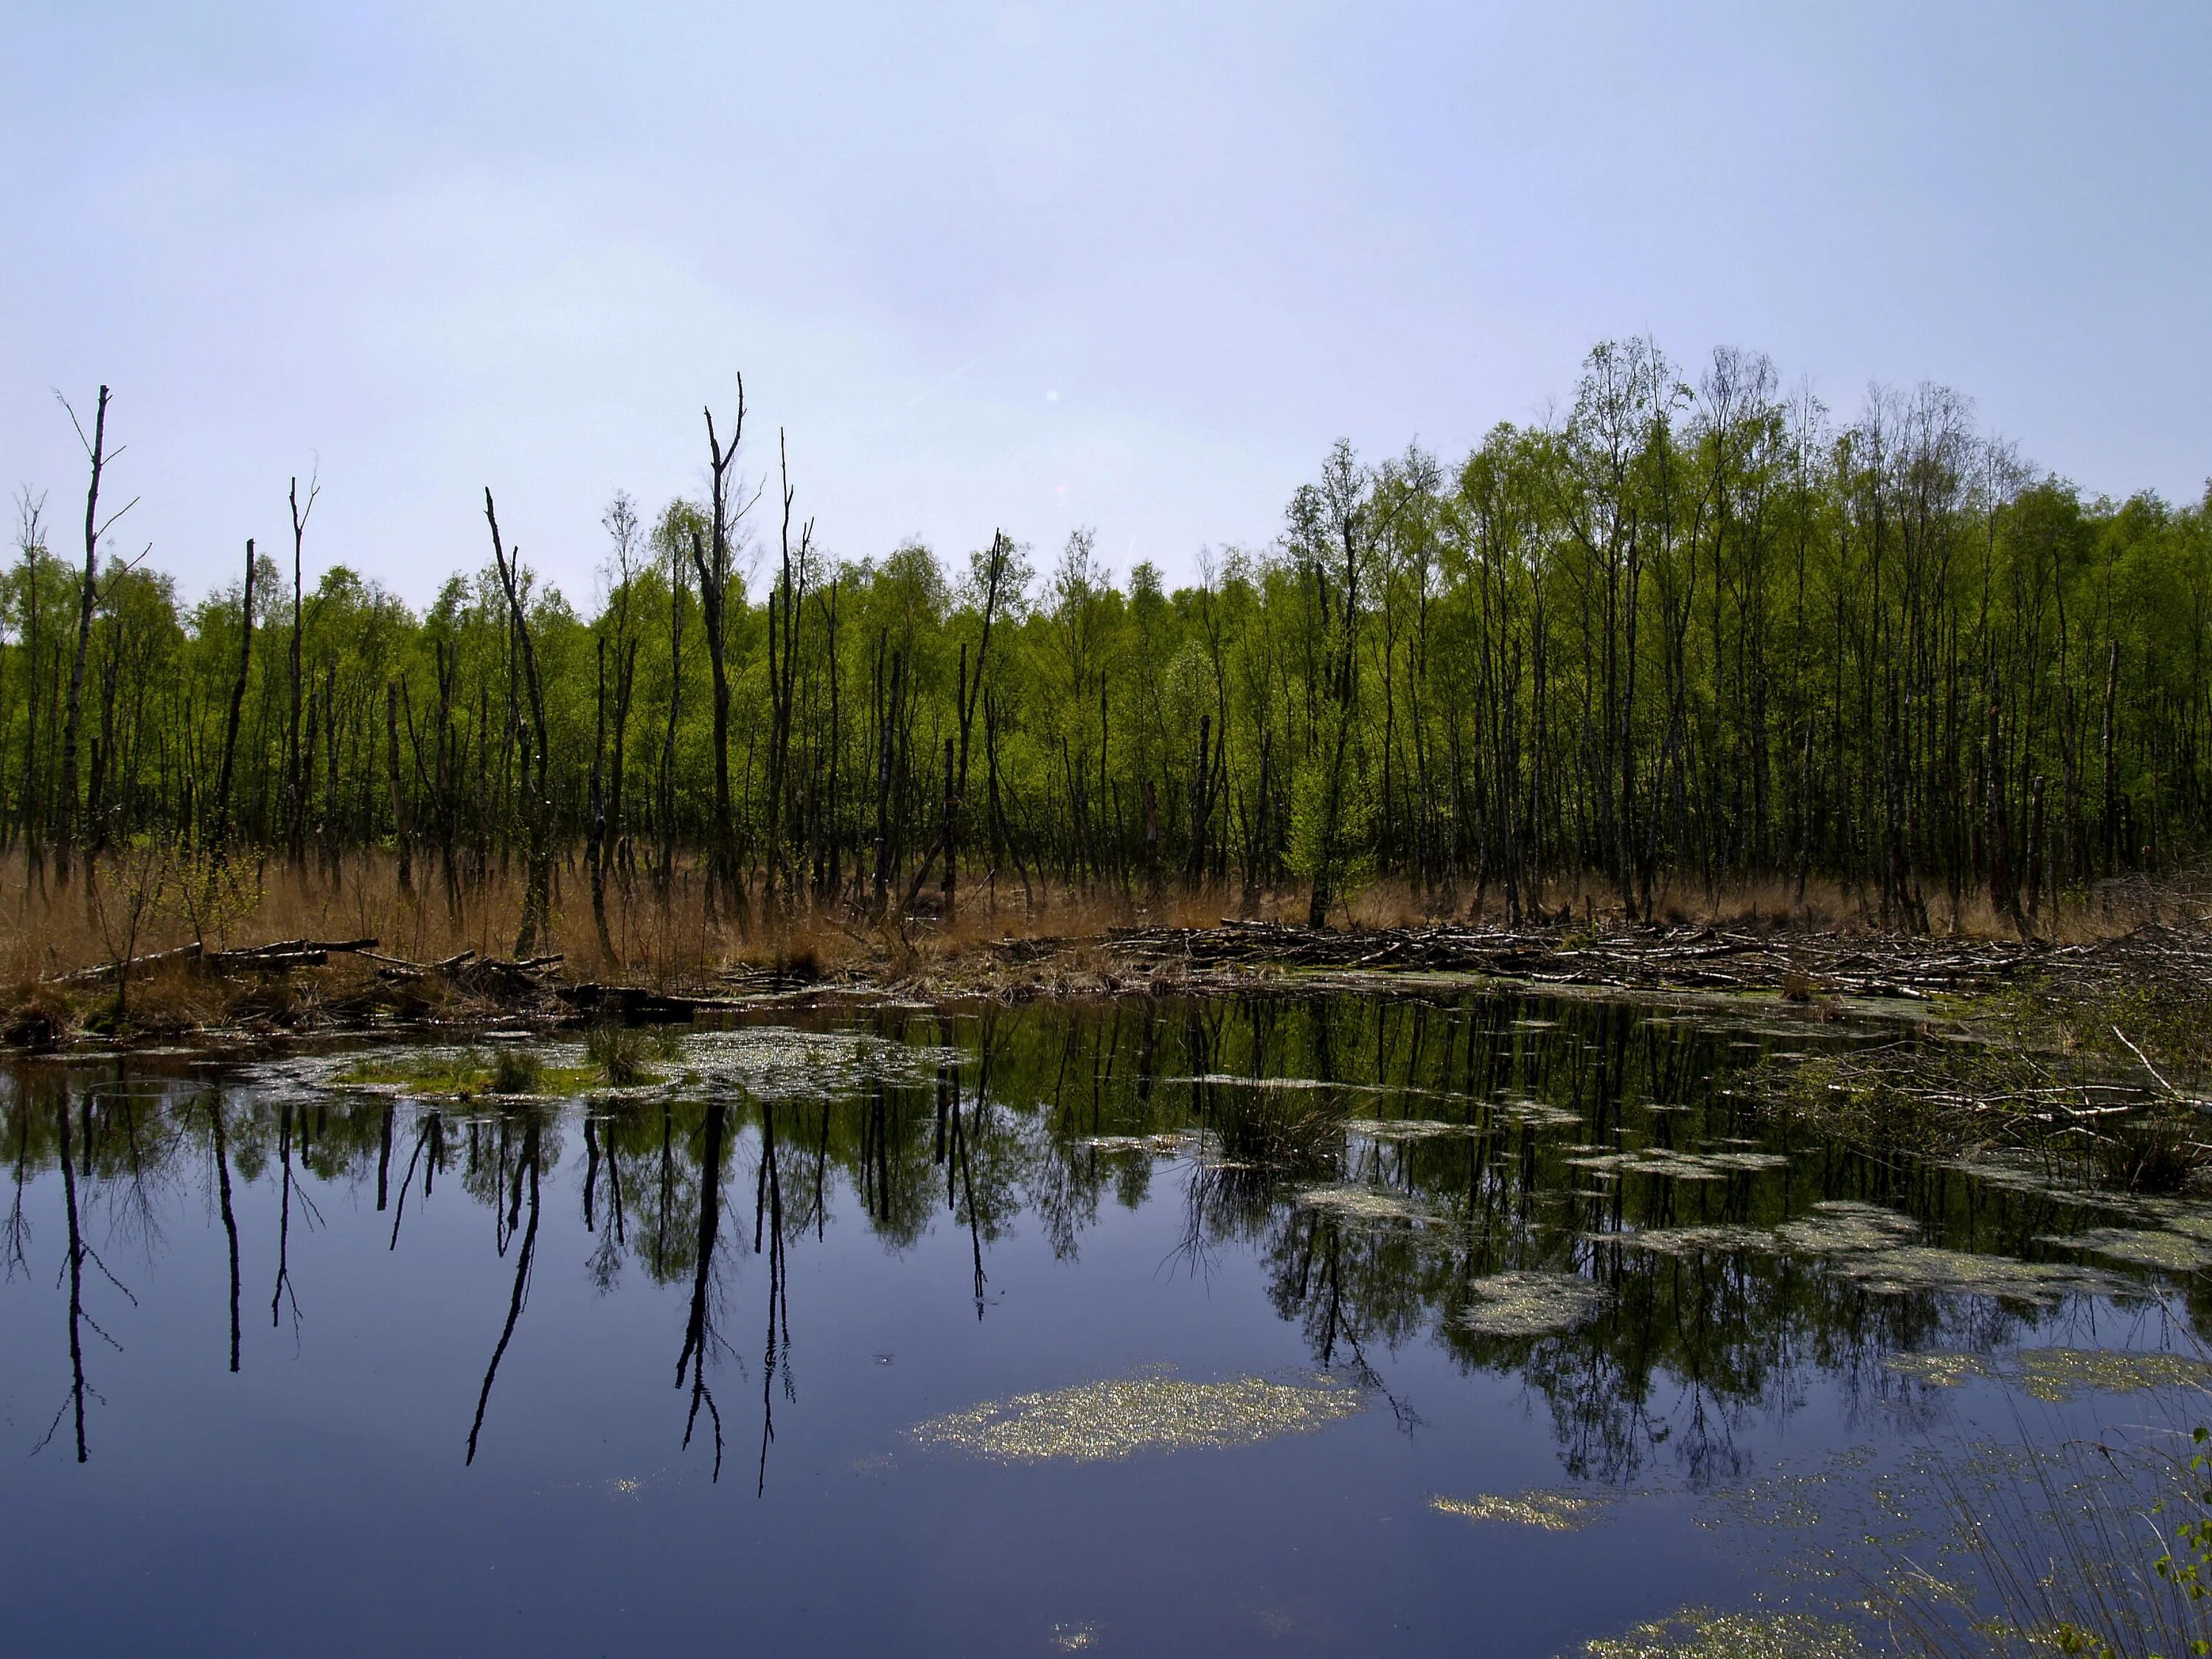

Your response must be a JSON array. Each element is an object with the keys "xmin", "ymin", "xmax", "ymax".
[
  {"xmin": 56, "ymin": 386, "xmax": 118, "ymax": 879},
  {"xmin": 211, "ymin": 540, "xmax": 257, "ymax": 848}
]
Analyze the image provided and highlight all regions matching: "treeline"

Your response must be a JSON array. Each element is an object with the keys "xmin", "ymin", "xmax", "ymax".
[{"xmin": 7, "ymin": 345, "xmax": 2210, "ymax": 940}]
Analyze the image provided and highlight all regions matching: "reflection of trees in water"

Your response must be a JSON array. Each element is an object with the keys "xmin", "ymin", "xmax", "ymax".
[
  {"xmin": 0, "ymin": 992, "xmax": 2189, "ymax": 1481},
  {"xmin": 465, "ymin": 1113, "xmax": 542, "ymax": 1465}
]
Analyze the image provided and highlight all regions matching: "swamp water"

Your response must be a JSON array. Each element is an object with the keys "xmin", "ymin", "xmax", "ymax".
[{"xmin": 0, "ymin": 992, "xmax": 2204, "ymax": 1656}]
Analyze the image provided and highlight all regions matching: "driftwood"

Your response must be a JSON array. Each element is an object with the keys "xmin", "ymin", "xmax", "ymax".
[
  {"xmin": 49, "ymin": 936, "xmax": 380, "ymax": 986},
  {"xmin": 1099, "ymin": 919, "xmax": 2212, "ymax": 1004},
  {"xmin": 558, "ymin": 982, "xmax": 748, "ymax": 1022}
]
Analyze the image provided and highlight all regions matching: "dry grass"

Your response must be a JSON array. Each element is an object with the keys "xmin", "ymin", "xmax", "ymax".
[{"xmin": 2, "ymin": 846, "xmax": 2208, "ymax": 1046}]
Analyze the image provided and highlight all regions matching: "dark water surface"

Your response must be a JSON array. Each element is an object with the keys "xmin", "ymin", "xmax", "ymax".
[{"xmin": 1, "ymin": 991, "xmax": 2201, "ymax": 1657}]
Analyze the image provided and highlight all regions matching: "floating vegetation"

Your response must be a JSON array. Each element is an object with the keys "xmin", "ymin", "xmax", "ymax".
[
  {"xmin": 2047, "ymin": 1225, "xmax": 2212, "ymax": 1273},
  {"xmin": 1497, "ymin": 1098, "xmax": 1582, "ymax": 1129},
  {"xmin": 1828, "ymin": 1245, "xmax": 2122, "ymax": 1305},
  {"xmin": 1571, "ymin": 1604, "xmax": 1865, "ymax": 1659},
  {"xmin": 1169, "ymin": 1073, "xmax": 1393, "ymax": 1094},
  {"xmin": 1939, "ymin": 1150, "xmax": 2114, "ymax": 1206},
  {"xmin": 685, "ymin": 1026, "xmax": 960, "ymax": 1101},
  {"xmin": 1885, "ymin": 1346, "xmax": 2211, "ymax": 1402},
  {"xmin": 1607, "ymin": 1224, "xmax": 1777, "ymax": 1257},
  {"xmin": 1430, "ymin": 1489, "xmax": 1613, "ymax": 1532},
  {"xmin": 325, "ymin": 1045, "xmax": 606, "ymax": 1100},
  {"xmin": 1345, "ymin": 1117, "xmax": 1478, "ymax": 1141},
  {"xmin": 1772, "ymin": 1201, "xmax": 1919, "ymax": 1256},
  {"xmin": 2138, "ymin": 1197, "xmax": 2212, "ymax": 1239},
  {"xmin": 1457, "ymin": 1269, "xmax": 1608, "ymax": 1338},
  {"xmin": 1295, "ymin": 1183, "xmax": 1428, "ymax": 1225},
  {"xmin": 1883, "ymin": 1351, "xmax": 1992, "ymax": 1390},
  {"xmin": 1566, "ymin": 1148, "xmax": 1784, "ymax": 1182},
  {"xmin": 908, "ymin": 1372, "xmax": 1365, "ymax": 1464},
  {"xmin": 1079, "ymin": 1132, "xmax": 1200, "ymax": 1156}
]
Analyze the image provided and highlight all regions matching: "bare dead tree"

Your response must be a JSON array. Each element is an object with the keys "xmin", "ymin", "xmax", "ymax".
[
  {"xmin": 689, "ymin": 378, "xmax": 761, "ymax": 924},
  {"xmin": 483, "ymin": 490, "xmax": 552, "ymax": 955},
  {"xmin": 55, "ymin": 386, "xmax": 136, "ymax": 879},
  {"xmin": 285, "ymin": 469, "xmax": 319, "ymax": 868},
  {"xmin": 209, "ymin": 540, "xmax": 257, "ymax": 849}
]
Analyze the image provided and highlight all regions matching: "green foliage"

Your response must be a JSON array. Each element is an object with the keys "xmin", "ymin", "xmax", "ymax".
[{"xmin": 10, "ymin": 341, "xmax": 2212, "ymax": 920}]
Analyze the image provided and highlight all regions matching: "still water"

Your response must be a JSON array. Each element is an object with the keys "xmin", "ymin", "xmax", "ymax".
[{"xmin": 0, "ymin": 992, "xmax": 2200, "ymax": 1656}]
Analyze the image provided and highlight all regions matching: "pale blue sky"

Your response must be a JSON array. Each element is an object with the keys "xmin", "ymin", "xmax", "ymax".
[{"xmin": 3, "ymin": 1, "xmax": 2205, "ymax": 605}]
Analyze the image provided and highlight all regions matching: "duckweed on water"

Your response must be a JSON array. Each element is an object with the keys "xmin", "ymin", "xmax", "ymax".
[
  {"xmin": 1344, "ymin": 1118, "xmax": 1478, "ymax": 1141},
  {"xmin": 1078, "ymin": 1133, "xmax": 1200, "ymax": 1156},
  {"xmin": 1430, "ymin": 1489, "xmax": 1613, "ymax": 1531},
  {"xmin": 1610, "ymin": 1224, "xmax": 1780, "ymax": 1257},
  {"xmin": 1885, "ymin": 1346, "xmax": 2211, "ymax": 1401},
  {"xmin": 2046, "ymin": 1225, "xmax": 2212, "ymax": 1273},
  {"xmin": 1828, "ymin": 1245, "xmax": 2123, "ymax": 1304},
  {"xmin": 1569, "ymin": 1606, "xmax": 1865, "ymax": 1659},
  {"xmin": 1771, "ymin": 1201, "xmax": 1919, "ymax": 1255},
  {"xmin": 1567, "ymin": 1149, "xmax": 1787, "ymax": 1182},
  {"xmin": 1295, "ymin": 1183, "xmax": 1428, "ymax": 1224},
  {"xmin": 1458, "ymin": 1269, "xmax": 1608, "ymax": 1338},
  {"xmin": 908, "ymin": 1373, "xmax": 1365, "ymax": 1464}
]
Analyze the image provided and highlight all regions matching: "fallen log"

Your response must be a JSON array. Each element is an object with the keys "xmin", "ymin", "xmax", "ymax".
[
  {"xmin": 45, "ymin": 936, "xmax": 380, "ymax": 986},
  {"xmin": 558, "ymin": 983, "xmax": 749, "ymax": 1022}
]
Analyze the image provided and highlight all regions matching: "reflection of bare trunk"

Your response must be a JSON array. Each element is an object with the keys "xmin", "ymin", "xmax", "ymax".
[
  {"xmin": 387, "ymin": 1114, "xmax": 434, "ymax": 1251},
  {"xmin": 211, "ymin": 1099, "xmax": 241, "ymax": 1372},
  {"xmin": 271, "ymin": 1103, "xmax": 296, "ymax": 1331},
  {"xmin": 754, "ymin": 1102, "xmax": 790, "ymax": 1496},
  {"xmin": 465, "ymin": 1116, "xmax": 540, "ymax": 1466},
  {"xmin": 56, "ymin": 1096, "xmax": 88, "ymax": 1461},
  {"xmin": 5, "ymin": 1106, "xmax": 31, "ymax": 1279},
  {"xmin": 676, "ymin": 1102, "xmax": 727, "ymax": 1481}
]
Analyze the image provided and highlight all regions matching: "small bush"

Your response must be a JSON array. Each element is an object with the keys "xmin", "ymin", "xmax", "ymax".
[
  {"xmin": 489, "ymin": 1046, "xmax": 543, "ymax": 1094},
  {"xmin": 2, "ymin": 982, "xmax": 70, "ymax": 1049},
  {"xmin": 584, "ymin": 1022, "xmax": 651, "ymax": 1085},
  {"xmin": 2096, "ymin": 1113, "xmax": 2206, "ymax": 1196}
]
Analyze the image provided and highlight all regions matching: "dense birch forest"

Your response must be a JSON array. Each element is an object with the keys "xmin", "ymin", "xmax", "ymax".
[{"xmin": 9, "ymin": 342, "xmax": 2211, "ymax": 943}]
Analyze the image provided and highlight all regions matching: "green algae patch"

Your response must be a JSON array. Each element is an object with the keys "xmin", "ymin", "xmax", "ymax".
[
  {"xmin": 1458, "ymin": 1269, "xmax": 1608, "ymax": 1338},
  {"xmin": 1430, "ymin": 1489, "xmax": 1613, "ymax": 1531},
  {"xmin": 331, "ymin": 1048, "xmax": 631, "ymax": 1099},
  {"xmin": 1772, "ymin": 1200, "xmax": 1919, "ymax": 1255},
  {"xmin": 1569, "ymin": 1605, "xmax": 1865, "ymax": 1659},
  {"xmin": 908, "ymin": 1372, "xmax": 1365, "ymax": 1464},
  {"xmin": 2045, "ymin": 1225, "xmax": 2212, "ymax": 1273}
]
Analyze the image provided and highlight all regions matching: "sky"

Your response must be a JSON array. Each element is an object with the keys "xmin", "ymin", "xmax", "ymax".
[{"xmin": 2, "ymin": 1, "xmax": 2207, "ymax": 611}]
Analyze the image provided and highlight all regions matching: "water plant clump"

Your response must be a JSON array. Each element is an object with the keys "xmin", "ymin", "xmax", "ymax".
[
  {"xmin": 1885, "ymin": 1346, "xmax": 2211, "ymax": 1402},
  {"xmin": 1344, "ymin": 1117, "xmax": 1479, "ymax": 1141},
  {"xmin": 1772, "ymin": 1200, "xmax": 1919, "ymax": 1255},
  {"xmin": 489, "ymin": 1046, "xmax": 543, "ymax": 1094},
  {"xmin": 1295, "ymin": 1183, "xmax": 1427, "ymax": 1225},
  {"xmin": 1456, "ymin": 1269, "xmax": 1608, "ymax": 1338},
  {"xmin": 1609, "ymin": 1223, "xmax": 1778, "ymax": 1256},
  {"xmin": 582, "ymin": 1021, "xmax": 660, "ymax": 1087},
  {"xmin": 1571, "ymin": 1605, "xmax": 1865, "ymax": 1659},
  {"xmin": 1429, "ymin": 1489, "xmax": 1614, "ymax": 1531},
  {"xmin": 908, "ymin": 1372, "xmax": 1366, "ymax": 1464},
  {"xmin": 2045, "ymin": 1225, "xmax": 2212, "ymax": 1273},
  {"xmin": 1827, "ymin": 1245, "xmax": 2123, "ymax": 1306}
]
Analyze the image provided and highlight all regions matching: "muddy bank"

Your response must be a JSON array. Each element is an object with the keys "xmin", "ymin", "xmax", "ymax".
[{"xmin": 13, "ymin": 916, "xmax": 2212, "ymax": 1056}]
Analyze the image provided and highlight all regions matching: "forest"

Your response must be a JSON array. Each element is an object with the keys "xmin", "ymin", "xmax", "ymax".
[{"xmin": 7, "ymin": 340, "xmax": 2210, "ymax": 958}]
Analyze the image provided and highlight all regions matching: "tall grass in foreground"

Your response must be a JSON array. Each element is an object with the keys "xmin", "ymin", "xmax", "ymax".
[{"xmin": 1879, "ymin": 1394, "xmax": 2212, "ymax": 1659}]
